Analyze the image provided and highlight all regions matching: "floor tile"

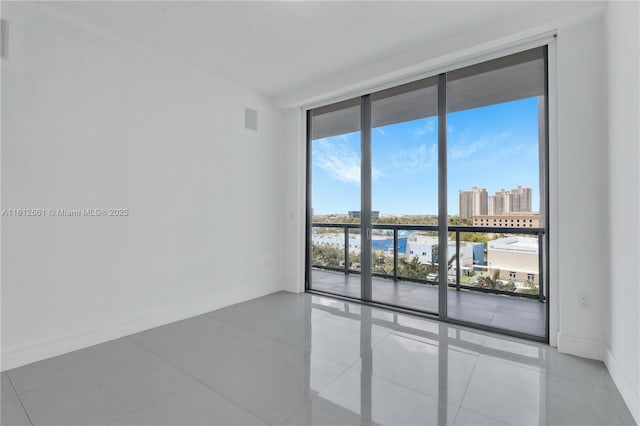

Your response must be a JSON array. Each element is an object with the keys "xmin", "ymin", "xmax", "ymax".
[
  {"xmin": 209, "ymin": 292, "xmax": 326, "ymax": 350},
  {"xmin": 609, "ymin": 389, "xmax": 637, "ymax": 426},
  {"xmin": 453, "ymin": 408, "xmax": 510, "ymax": 425},
  {"xmin": 1, "ymin": 374, "xmax": 16, "ymax": 401},
  {"xmin": 482, "ymin": 335, "xmax": 547, "ymax": 359},
  {"xmin": 130, "ymin": 315, "xmax": 260, "ymax": 378},
  {"xmin": 479, "ymin": 339, "xmax": 616, "ymax": 390},
  {"xmin": 284, "ymin": 394, "xmax": 377, "ymax": 426},
  {"xmin": 450, "ymin": 328, "xmax": 487, "ymax": 346},
  {"xmin": 461, "ymin": 356, "xmax": 548, "ymax": 425},
  {"xmin": 198, "ymin": 339, "xmax": 347, "ymax": 425},
  {"xmin": 545, "ymin": 351, "xmax": 616, "ymax": 390},
  {"xmin": 2, "ymin": 291, "xmax": 635, "ymax": 426},
  {"xmin": 18, "ymin": 381, "xmax": 112, "ymax": 425},
  {"xmin": 109, "ymin": 381, "xmax": 267, "ymax": 425},
  {"xmin": 362, "ymin": 333, "xmax": 478, "ymax": 405},
  {"xmin": 393, "ymin": 314, "xmax": 442, "ymax": 335},
  {"xmin": 306, "ymin": 314, "xmax": 391, "ymax": 366},
  {"xmin": 7, "ymin": 338, "xmax": 144, "ymax": 394},
  {"xmin": 0, "ymin": 396, "xmax": 31, "ymax": 426},
  {"xmin": 316, "ymin": 367, "xmax": 458, "ymax": 426},
  {"xmin": 543, "ymin": 375, "xmax": 625, "ymax": 426},
  {"xmin": 18, "ymin": 350, "xmax": 193, "ymax": 425},
  {"xmin": 462, "ymin": 356, "xmax": 626, "ymax": 426}
]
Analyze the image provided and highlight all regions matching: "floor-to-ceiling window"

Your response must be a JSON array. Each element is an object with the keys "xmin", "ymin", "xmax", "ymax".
[
  {"xmin": 446, "ymin": 48, "xmax": 547, "ymax": 336},
  {"xmin": 308, "ymin": 99, "xmax": 362, "ymax": 299},
  {"xmin": 369, "ymin": 77, "xmax": 440, "ymax": 314},
  {"xmin": 306, "ymin": 46, "xmax": 548, "ymax": 341}
]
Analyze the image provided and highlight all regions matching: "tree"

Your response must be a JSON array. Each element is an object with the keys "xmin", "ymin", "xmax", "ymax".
[
  {"xmin": 479, "ymin": 269, "xmax": 501, "ymax": 289},
  {"xmin": 398, "ymin": 255, "xmax": 430, "ymax": 280},
  {"xmin": 372, "ymin": 250, "xmax": 388, "ymax": 274},
  {"xmin": 312, "ymin": 243, "xmax": 341, "ymax": 268}
]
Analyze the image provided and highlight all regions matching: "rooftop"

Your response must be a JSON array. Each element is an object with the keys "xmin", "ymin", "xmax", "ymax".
[{"xmin": 488, "ymin": 236, "xmax": 538, "ymax": 253}]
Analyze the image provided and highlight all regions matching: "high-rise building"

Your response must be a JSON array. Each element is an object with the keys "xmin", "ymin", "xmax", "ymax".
[
  {"xmin": 510, "ymin": 185, "xmax": 532, "ymax": 212},
  {"xmin": 459, "ymin": 187, "xmax": 488, "ymax": 218},
  {"xmin": 488, "ymin": 186, "xmax": 532, "ymax": 215}
]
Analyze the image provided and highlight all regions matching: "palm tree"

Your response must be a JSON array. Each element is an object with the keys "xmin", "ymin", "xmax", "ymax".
[
  {"xmin": 479, "ymin": 269, "xmax": 501, "ymax": 289},
  {"xmin": 518, "ymin": 280, "xmax": 539, "ymax": 295}
]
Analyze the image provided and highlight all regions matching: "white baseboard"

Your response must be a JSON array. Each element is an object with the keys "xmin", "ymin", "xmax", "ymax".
[
  {"xmin": 556, "ymin": 332, "xmax": 605, "ymax": 360},
  {"xmin": 1, "ymin": 282, "xmax": 283, "ymax": 372},
  {"xmin": 282, "ymin": 281, "xmax": 304, "ymax": 294},
  {"xmin": 604, "ymin": 346, "xmax": 639, "ymax": 424}
]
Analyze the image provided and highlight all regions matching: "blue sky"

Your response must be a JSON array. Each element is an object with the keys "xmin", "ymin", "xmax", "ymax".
[{"xmin": 312, "ymin": 97, "xmax": 541, "ymax": 216}]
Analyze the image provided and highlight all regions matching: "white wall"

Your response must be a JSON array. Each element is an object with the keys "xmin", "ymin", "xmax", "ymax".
[
  {"xmin": 280, "ymin": 109, "xmax": 306, "ymax": 293},
  {"xmin": 555, "ymin": 13, "xmax": 610, "ymax": 359},
  {"xmin": 1, "ymin": 3, "xmax": 283, "ymax": 370},
  {"xmin": 604, "ymin": 1, "xmax": 640, "ymax": 422}
]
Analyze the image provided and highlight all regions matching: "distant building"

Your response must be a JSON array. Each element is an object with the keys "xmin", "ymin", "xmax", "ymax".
[
  {"xmin": 313, "ymin": 233, "xmax": 406, "ymax": 254},
  {"xmin": 487, "ymin": 236, "xmax": 539, "ymax": 284},
  {"xmin": 488, "ymin": 186, "xmax": 532, "ymax": 215},
  {"xmin": 473, "ymin": 213, "xmax": 540, "ymax": 228},
  {"xmin": 459, "ymin": 187, "xmax": 488, "ymax": 218},
  {"xmin": 348, "ymin": 210, "xmax": 380, "ymax": 220},
  {"xmin": 405, "ymin": 236, "xmax": 484, "ymax": 270}
]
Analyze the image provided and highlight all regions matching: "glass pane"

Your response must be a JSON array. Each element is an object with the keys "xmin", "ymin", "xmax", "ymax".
[
  {"xmin": 310, "ymin": 98, "xmax": 361, "ymax": 299},
  {"xmin": 446, "ymin": 47, "xmax": 546, "ymax": 336},
  {"xmin": 369, "ymin": 76, "xmax": 439, "ymax": 314}
]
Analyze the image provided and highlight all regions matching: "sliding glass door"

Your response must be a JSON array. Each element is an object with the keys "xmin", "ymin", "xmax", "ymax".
[
  {"xmin": 446, "ymin": 48, "xmax": 547, "ymax": 336},
  {"xmin": 308, "ymin": 99, "xmax": 362, "ymax": 299},
  {"xmin": 306, "ymin": 46, "xmax": 548, "ymax": 341},
  {"xmin": 369, "ymin": 77, "xmax": 440, "ymax": 314}
]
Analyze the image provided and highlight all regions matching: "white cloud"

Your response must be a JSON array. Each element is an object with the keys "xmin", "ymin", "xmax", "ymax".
[
  {"xmin": 415, "ymin": 118, "xmax": 436, "ymax": 136},
  {"xmin": 449, "ymin": 138, "xmax": 486, "ymax": 160},
  {"xmin": 392, "ymin": 143, "xmax": 436, "ymax": 173},
  {"xmin": 448, "ymin": 131, "xmax": 512, "ymax": 160},
  {"xmin": 313, "ymin": 138, "xmax": 381, "ymax": 184}
]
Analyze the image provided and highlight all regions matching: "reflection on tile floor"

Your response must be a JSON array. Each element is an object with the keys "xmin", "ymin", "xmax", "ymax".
[
  {"xmin": 1, "ymin": 291, "xmax": 635, "ymax": 426},
  {"xmin": 311, "ymin": 268, "xmax": 546, "ymax": 336}
]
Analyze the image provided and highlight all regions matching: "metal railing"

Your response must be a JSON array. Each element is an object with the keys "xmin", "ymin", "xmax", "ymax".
[{"xmin": 311, "ymin": 223, "xmax": 545, "ymax": 301}]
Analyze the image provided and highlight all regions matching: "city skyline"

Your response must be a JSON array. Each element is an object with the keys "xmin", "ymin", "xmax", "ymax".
[
  {"xmin": 459, "ymin": 185, "xmax": 533, "ymax": 218},
  {"xmin": 311, "ymin": 97, "xmax": 541, "ymax": 215}
]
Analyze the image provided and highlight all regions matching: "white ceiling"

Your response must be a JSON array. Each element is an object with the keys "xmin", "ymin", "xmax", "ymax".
[{"xmin": 39, "ymin": 1, "xmax": 605, "ymax": 106}]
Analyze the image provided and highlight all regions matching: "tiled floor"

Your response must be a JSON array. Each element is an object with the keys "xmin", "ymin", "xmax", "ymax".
[
  {"xmin": 1, "ymin": 291, "xmax": 635, "ymax": 426},
  {"xmin": 311, "ymin": 268, "xmax": 546, "ymax": 336}
]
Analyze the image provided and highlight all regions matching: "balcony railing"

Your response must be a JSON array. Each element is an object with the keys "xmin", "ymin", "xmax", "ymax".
[{"xmin": 311, "ymin": 223, "xmax": 545, "ymax": 302}]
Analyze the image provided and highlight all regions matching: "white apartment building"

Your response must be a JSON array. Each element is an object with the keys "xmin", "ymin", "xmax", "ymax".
[
  {"xmin": 459, "ymin": 186, "xmax": 488, "ymax": 218},
  {"xmin": 489, "ymin": 186, "xmax": 533, "ymax": 215},
  {"xmin": 487, "ymin": 236, "xmax": 539, "ymax": 285}
]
